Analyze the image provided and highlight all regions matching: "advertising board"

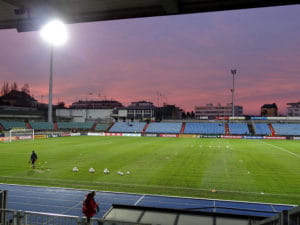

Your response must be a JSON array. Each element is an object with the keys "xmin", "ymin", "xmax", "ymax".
[
  {"xmin": 123, "ymin": 133, "xmax": 141, "ymax": 137},
  {"xmin": 179, "ymin": 134, "xmax": 196, "ymax": 138},
  {"xmin": 144, "ymin": 134, "xmax": 158, "ymax": 137},
  {"xmin": 243, "ymin": 136, "xmax": 263, "ymax": 139},
  {"xmin": 159, "ymin": 134, "xmax": 178, "ymax": 138},
  {"xmin": 87, "ymin": 132, "xmax": 105, "ymax": 136},
  {"xmin": 18, "ymin": 135, "xmax": 32, "ymax": 140},
  {"xmin": 221, "ymin": 135, "xmax": 242, "ymax": 139},
  {"xmin": 34, "ymin": 135, "xmax": 47, "ymax": 139},
  {"xmin": 105, "ymin": 133, "xmax": 123, "ymax": 136},
  {"xmin": 197, "ymin": 135, "xmax": 220, "ymax": 138},
  {"xmin": 264, "ymin": 136, "xmax": 286, "ymax": 140}
]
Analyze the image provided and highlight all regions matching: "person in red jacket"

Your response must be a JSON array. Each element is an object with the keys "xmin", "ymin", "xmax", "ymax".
[{"xmin": 82, "ymin": 191, "xmax": 99, "ymax": 223}]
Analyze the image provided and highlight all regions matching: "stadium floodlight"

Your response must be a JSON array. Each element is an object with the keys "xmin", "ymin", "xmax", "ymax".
[
  {"xmin": 231, "ymin": 69, "xmax": 237, "ymax": 117},
  {"xmin": 40, "ymin": 19, "xmax": 68, "ymax": 122}
]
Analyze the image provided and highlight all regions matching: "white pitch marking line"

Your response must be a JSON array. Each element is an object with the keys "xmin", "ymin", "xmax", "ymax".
[
  {"xmin": 134, "ymin": 195, "xmax": 145, "ymax": 206},
  {"xmin": 263, "ymin": 141, "xmax": 300, "ymax": 159}
]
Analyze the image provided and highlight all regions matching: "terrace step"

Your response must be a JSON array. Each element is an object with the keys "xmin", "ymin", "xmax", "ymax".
[
  {"xmin": 180, "ymin": 122, "xmax": 186, "ymax": 133},
  {"xmin": 268, "ymin": 124, "xmax": 276, "ymax": 136},
  {"xmin": 225, "ymin": 123, "xmax": 230, "ymax": 135}
]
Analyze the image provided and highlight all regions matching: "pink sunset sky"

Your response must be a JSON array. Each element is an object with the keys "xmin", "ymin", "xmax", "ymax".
[{"xmin": 0, "ymin": 5, "xmax": 300, "ymax": 115}]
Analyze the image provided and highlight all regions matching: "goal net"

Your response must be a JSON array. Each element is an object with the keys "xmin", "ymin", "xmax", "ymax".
[{"xmin": 8, "ymin": 128, "xmax": 34, "ymax": 142}]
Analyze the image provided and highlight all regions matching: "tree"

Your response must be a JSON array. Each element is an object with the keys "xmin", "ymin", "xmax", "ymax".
[
  {"xmin": 190, "ymin": 111, "xmax": 195, "ymax": 119},
  {"xmin": 10, "ymin": 82, "xmax": 18, "ymax": 91},
  {"xmin": 186, "ymin": 111, "xmax": 191, "ymax": 118},
  {"xmin": 57, "ymin": 101, "xmax": 66, "ymax": 109},
  {"xmin": 1, "ymin": 82, "xmax": 10, "ymax": 96},
  {"xmin": 21, "ymin": 83, "xmax": 30, "ymax": 94},
  {"xmin": 182, "ymin": 111, "xmax": 187, "ymax": 119}
]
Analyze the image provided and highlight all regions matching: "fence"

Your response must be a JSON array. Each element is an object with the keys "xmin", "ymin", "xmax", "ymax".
[
  {"xmin": 0, "ymin": 209, "xmax": 149, "ymax": 225},
  {"xmin": 255, "ymin": 206, "xmax": 300, "ymax": 225}
]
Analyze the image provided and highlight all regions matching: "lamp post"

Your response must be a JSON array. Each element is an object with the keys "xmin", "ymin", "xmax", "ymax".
[
  {"xmin": 231, "ymin": 69, "xmax": 237, "ymax": 117},
  {"xmin": 40, "ymin": 20, "xmax": 68, "ymax": 122}
]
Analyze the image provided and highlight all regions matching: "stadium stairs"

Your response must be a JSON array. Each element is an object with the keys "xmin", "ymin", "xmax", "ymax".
[
  {"xmin": 268, "ymin": 124, "xmax": 276, "ymax": 136},
  {"xmin": 26, "ymin": 123, "xmax": 32, "ymax": 129},
  {"xmin": 225, "ymin": 123, "xmax": 230, "ymax": 135},
  {"xmin": 180, "ymin": 122, "xmax": 186, "ymax": 133},
  {"xmin": 91, "ymin": 122, "xmax": 97, "ymax": 131},
  {"xmin": 106, "ymin": 122, "xmax": 115, "ymax": 132},
  {"xmin": 53, "ymin": 122, "xmax": 58, "ymax": 130},
  {"xmin": 142, "ymin": 123, "xmax": 149, "ymax": 134},
  {"xmin": 248, "ymin": 123, "xmax": 255, "ymax": 135}
]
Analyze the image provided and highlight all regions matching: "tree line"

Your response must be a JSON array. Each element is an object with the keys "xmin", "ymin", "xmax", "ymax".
[{"xmin": 0, "ymin": 82, "xmax": 30, "ymax": 96}]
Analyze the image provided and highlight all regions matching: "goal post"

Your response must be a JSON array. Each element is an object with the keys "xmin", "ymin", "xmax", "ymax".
[{"xmin": 9, "ymin": 128, "xmax": 34, "ymax": 142}]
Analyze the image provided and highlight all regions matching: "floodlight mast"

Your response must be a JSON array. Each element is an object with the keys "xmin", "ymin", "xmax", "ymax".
[
  {"xmin": 231, "ymin": 69, "xmax": 237, "ymax": 117},
  {"xmin": 48, "ymin": 46, "xmax": 54, "ymax": 122},
  {"xmin": 40, "ymin": 20, "xmax": 68, "ymax": 123}
]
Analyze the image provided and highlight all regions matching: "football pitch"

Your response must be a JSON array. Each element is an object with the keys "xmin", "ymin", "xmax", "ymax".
[{"xmin": 0, "ymin": 136, "xmax": 299, "ymax": 205}]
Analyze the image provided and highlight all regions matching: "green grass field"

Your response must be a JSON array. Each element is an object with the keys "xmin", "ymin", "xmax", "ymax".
[{"xmin": 0, "ymin": 136, "xmax": 299, "ymax": 205}]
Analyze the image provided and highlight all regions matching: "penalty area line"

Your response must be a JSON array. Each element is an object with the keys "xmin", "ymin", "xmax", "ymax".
[{"xmin": 262, "ymin": 141, "xmax": 300, "ymax": 159}]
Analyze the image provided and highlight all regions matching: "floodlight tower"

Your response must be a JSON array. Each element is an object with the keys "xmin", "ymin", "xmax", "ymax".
[
  {"xmin": 40, "ymin": 20, "xmax": 68, "ymax": 122},
  {"xmin": 231, "ymin": 69, "xmax": 237, "ymax": 117}
]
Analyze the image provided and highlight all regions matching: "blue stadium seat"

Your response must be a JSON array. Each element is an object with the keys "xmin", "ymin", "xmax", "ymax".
[
  {"xmin": 253, "ymin": 123, "xmax": 271, "ymax": 135},
  {"xmin": 145, "ymin": 122, "xmax": 182, "ymax": 134},
  {"xmin": 228, "ymin": 123, "xmax": 250, "ymax": 135},
  {"xmin": 95, "ymin": 123, "xmax": 111, "ymax": 132},
  {"xmin": 272, "ymin": 123, "xmax": 300, "ymax": 135},
  {"xmin": 0, "ymin": 121, "xmax": 26, "ymax": 130},
  {"xmin": 29, "ymin": 122, "xmax": 54, "ymax": 130},
  {"xmin": 57, "ymin": 122, "xmax": 94, "ymax": 130},
  {"xmin": 184, "ymin": 123, "xmax": 225, "ymax": 134},
  {"xmin": 109, "ymin": 122, "xmax": 146, "ymax": 133}
]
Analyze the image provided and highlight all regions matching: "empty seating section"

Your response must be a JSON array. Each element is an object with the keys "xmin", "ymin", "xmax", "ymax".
[
  {"xmin": 272, "ymin": 123, "xmax": 300, "ymax": 135},
  {"xmin": 184, "ymin": 123, "xmax": 225, "ymax": 134},
  {"xmin": 29, "ymin": 122, "xmax": 54, "ymax": 130},
  {"xmin": 95, "ymin": 123, "xmax": 111, "ymax": 132},
  {"xmin": 228, "ymin": 123, "xmax": 250, "ymax": 135},
  {"xmin": 145, "ymin": 122, "xmax": 182, "ymax": 134},
  {"xmin": 253, "ymin": 123, "xmax": 271, "ymax": 135},
  {"xmin": 57, "ymin": 122, "xmax": 94, "ymax": 130},
  {"xmin": 0, "ymin": 121, "xmax": 26, "ymax": 130},
  {"xmin": 109, "ymin": 122, "xmax": 146, "ymax": 133}
]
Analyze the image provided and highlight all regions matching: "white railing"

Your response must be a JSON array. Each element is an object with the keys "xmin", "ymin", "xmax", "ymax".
[{"xmin": 0, "ymin": 209, "xmax": 149, "ymax": 225}]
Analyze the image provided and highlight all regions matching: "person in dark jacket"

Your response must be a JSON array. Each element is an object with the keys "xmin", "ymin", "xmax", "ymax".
[
  {"xmin": 29, "ymin": 150, "xmax": 38, "ymax": 168},
  {"xmin": 82, "ymin": 191, "xmax": 99, "ymax": 223}
]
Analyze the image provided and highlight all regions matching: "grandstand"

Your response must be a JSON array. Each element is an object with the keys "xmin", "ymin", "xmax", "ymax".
[
  {"xmin": 0, "ymin": 121, "xmax": 26, "ymax": 130},
  {"xmin": 109, "ymin": 122, "xmax": 146, "ymax": 133},
  {"xmin": 253, "ymin": 123, "xmax": 272, "ymax": 135},
  {"xmin": 145, "ymin": 122, "xmax": 182, "ymax": 134},
  {"xmin": 94, "ymin": 123, "xmax": 111, "ymax": 132},
  {"xmin": 57, "ymin": 122, "xmax": 94, "ymax": 130},
  {"xmin": 228, "ymin": 123, "xmax": 250, "ymax": 135},
  {"xmin": 272, "ymin": 123, "xmax": 300, "ymax": 136},
  {"xmin": 184, "ymin": 122, "xmax": 225, "ymax": 134},
  {"xmin": 29, "ymin": 121, "xmax": 54, "ymax": 130}
]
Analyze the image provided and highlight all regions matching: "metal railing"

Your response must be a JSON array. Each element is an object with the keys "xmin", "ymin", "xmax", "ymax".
[
  {"xmin": 255, "ymin": 206, "xmax": 300, "ymax": 225},
  {"xmin": 0, "ymin": 209, "xmax": 149, "ymax": 225}
]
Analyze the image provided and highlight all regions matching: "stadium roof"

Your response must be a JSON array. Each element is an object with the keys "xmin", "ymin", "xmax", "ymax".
[{"xmin": 0, "ymin": 0, "xmax": 300, "ymax": 32}]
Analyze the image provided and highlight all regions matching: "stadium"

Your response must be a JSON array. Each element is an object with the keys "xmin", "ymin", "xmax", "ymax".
[{"xmin": 1, "ymin": 0, "xmax": 300, "ymax": 225}]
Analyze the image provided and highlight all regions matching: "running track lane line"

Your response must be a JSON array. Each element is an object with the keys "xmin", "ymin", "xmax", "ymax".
[{"xmin": 134, "ymin": 195, "xmax": 145, "ymax": 206}]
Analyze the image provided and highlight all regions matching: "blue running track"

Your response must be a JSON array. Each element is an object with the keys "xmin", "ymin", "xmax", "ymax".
[{"xmin": 0, "ymin": 183, "xmax": 294, "ymax": 219}]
